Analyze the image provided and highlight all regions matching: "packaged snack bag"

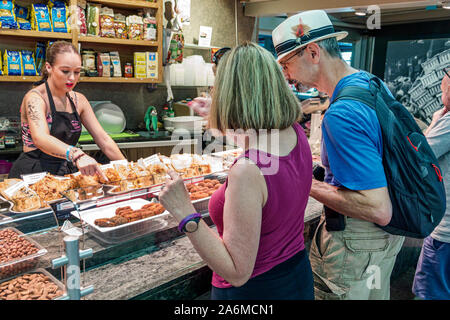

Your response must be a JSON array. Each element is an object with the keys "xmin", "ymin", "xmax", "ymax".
[
  {"xmin": 21, "ymin": 50, "xmax": 37, "ymax": 76},
  {"xmin": 143, "ymin": 10, "xmax": 157, "ymax": 41},
  {"xmin": 97, "ymin": 52, "xmax": 111, "ymax": 77},
  {"xmin": 31, "ymin": 4, "xmax": 52, "ymax": 32},
  {"xmin": 35, "ymin": 42, "xmax": 46, "ymax": 75},
  {"xmin": 0, "ymin": 0, "xmax": 18, "ymax": 29},
  {"xmin": 50, "ymin": 4, "xmax": 68, "ymax": 32},
  {"xmin": 99, "ymin": 6, "xmax": 114, "ymax": 38},
  {"xmin": 109, "ymin": 51, "xmax": 122, "ymax": 77},
  {"xmin": 114, "ymin": 13, "xmax": 126, "ymax": 39},
  {"xmin": 47, "ymin": 0, "xmax": 65, "ymax": 8},
  {"xmin": 3, "ymin": 50, "xmax": 22, "ymax": 76},
  {"xmin": 14, "ymin": 4, "xmax": 31, "ymax": 29},
  {"xmin": 14, "ymin": 4, "xmax": 28, "ymax": 20},
  {"xmin": 86, "ymin": 3, "xmax": 100, "ymax": 36},
  {"xmin": 126, "ymin": 15, "xmax": 143, "ymax": 40},
  {"xmin": 77, "ymin": 1, "xmax": 87, "ymax": 35}
]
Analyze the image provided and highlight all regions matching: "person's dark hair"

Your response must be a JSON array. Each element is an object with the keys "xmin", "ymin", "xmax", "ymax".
[
  {"xmin": 212, "ymin": 47, "xmax": 231, "ymax": 66},
  {"xmin": 33, "ymin": 41, "xmax": 80, "ymax": 86},
  {"xmin": 316, "ymin": 37, "xmax": 343, "ymax": 60}
]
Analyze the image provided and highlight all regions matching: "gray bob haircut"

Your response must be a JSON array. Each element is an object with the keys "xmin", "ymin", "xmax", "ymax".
[{"xmin": 209, "ymin": 42, "xmax": 301, "ymax": 133}]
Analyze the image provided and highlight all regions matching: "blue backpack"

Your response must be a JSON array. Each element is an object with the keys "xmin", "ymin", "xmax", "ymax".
[{"xmin": 333, "ymin": 75, "xmax": 446, "ymax": 238}]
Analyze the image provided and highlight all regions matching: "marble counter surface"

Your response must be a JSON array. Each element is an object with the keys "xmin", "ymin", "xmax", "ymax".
[{"xmin": 27, "ymin": 197, "xmax": 323, "ymax": 300}]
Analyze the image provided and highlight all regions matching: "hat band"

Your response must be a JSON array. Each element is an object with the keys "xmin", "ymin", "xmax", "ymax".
[{"xmin": 275, "ymin": 25, "xmax": 336, "ymax": 57}]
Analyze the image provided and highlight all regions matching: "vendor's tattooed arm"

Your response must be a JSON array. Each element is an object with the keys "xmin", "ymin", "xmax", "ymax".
[
  {"xmin": 24, "ymin": 92, "xmax": 71, "ymax": 160},
  {"xmin": 26, "ymin": 94, "xmax": 46, "ymax": 128}
]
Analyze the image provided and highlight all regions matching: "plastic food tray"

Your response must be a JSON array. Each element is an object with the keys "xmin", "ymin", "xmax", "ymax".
[
  {"xmin": 0, "ymin": 195, "xmax": 51, "ymax": 215},
  {"xmin": 0, "ymin": 227, "xmax": 48, "ymax": 280},
  {"xmin": 70, "ymin": 198, "xmax": 169, "ymax": 244},
  {"xmin": 61, "ymin": 185, "xmax": 105, "ymax": 205},
  {"xmin": 192, "ymin": 196, "xmax": 211, "ymax": 213},
  {"xmin": 0, "ymin": 268, "xmax": 65, "ymax": 300}
]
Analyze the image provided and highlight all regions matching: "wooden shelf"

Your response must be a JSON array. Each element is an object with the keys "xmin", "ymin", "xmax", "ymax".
[
  {"xmin": 87, "ymin": 0, "xmax": 159, "ymax": 9},
  {"xmin": 0, "ymin": 76, "xmax": 41, "ymax": 82},
  {"xmin": 0, "ymin": 1, "xmax": 164, "ymax": 83},
  {"xmin": 0, "ymin": 29, "xmax": 72, "ymax": 40},
  {"xmin": 78, "ymin": 36, "xmax": 158, "ymax": 47},
  {"xmin": 184, "ymin": 43, "xmax": 216, "ymax": 50},
  {"xmin": 79, "ymin": 77, "xmax": 159, "ymax": 83}
]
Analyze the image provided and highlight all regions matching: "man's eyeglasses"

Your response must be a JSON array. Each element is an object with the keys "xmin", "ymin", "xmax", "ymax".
[
  {"xmin": 444, "ymin": 67, "xmax": 450, "ymax": 79},
  {"xmin": 280, "ymin": 46, "xmax": 307, "ymax": 71}
]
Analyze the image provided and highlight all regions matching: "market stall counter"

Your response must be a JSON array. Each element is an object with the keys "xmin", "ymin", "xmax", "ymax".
[
  {"xmin": 21, "ymin": 197, "xmax": 323, "ymax": 300},
  {"xmin": 0, "ymin": 149, "xmax": 324, "ymax": 300}
]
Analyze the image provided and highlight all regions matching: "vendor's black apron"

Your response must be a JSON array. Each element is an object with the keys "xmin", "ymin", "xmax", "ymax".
[{"xmin": 8, "ymin": 82, "xmax": 82, "ymax": 178}]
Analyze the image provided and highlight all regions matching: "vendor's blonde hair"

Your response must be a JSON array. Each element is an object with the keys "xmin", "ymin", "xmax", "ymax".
[{"xmin": 209, "ymin": 42, "xmax": 301, "ymax": 133}]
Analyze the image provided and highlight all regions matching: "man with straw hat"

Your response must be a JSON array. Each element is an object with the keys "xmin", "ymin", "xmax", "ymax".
[{"xmin": 272, "ymin": 10, "xmax": 404, "ymax": 300}]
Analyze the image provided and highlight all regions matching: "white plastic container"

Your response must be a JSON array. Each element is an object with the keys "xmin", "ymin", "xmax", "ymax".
[
  {"xmin": 174, "ymin": 64, "xmax": 185, "ymax": 86},
  {"xmin": 93, "ymin": 102, "xmax": 126, "ymax": 134},
  {"xmin": 170, "ymin": 116, "xmax": 204, "ymax": 134},
  {"xmin": 195, "ymin": 65, "xmax": 208, "ymax": 86}
]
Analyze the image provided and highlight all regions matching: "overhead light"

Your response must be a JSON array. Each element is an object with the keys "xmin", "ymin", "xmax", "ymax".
[
  {"xmin": 442, "ymin": 1, "xmax": 450, "ymax": 9},
  {"xmin": 354, "ymin": 8, "xmax": 367, "ymax": 16}
]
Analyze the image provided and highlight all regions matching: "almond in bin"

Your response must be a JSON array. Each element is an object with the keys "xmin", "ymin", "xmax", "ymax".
[
  {"xmin": 0, "ymin": 272, "xmax": 64, "ymax": 300},
  {"xmin": 0, "ymin": 229, "xmax": 40, "ymax": 279},
  {"xmin": 94, "ymin": 202, "xmax": 165, "ymax": 228}
]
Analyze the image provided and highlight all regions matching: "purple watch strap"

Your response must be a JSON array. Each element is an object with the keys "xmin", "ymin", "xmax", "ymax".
[{"xmin": 178, "ymin": 213, "xmax": 202, "ymax": 232}]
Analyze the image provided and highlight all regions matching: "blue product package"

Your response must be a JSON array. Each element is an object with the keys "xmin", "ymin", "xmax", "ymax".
[
  {"xmin": 50, "ymin": 5, "xmax": 67, "ymax": 32},
  {"xmin": 14, "ymin": 4, "xmax": 31, "ymax": 30},
  {"xmin": 32, "ymin": 4, "xmax": 52, "ymax": 32},
  {"xmin": 21, "ymin": 50, "xmax": 37, "ymax": 76},
  {"xmin": 35, "ymin": 42, "xmax": 46, "ymax": 75},
  {"xmin": 17, "ymin": 18, "xmax": 31, "ymax": 30},
  {"xmin": 4, "ymin": 50, "xmax": 22, "ymax": 76},
  {"xmin": 0, "ymin": 0, "xmax": 18, "ymax": 29},
  {"xmin": 14, "ymin": 4, "xmax": 29, "ymax": 20}
]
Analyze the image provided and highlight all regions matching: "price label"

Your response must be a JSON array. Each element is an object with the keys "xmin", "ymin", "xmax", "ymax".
[
  {"xmin": 142, "ymin": 154, "xmax": 161, "ymax": 167},
  {"xmin": 3, "ymin": 181, "xmax": 28, "ymax": 199},
  {"xmin": 111, "ymin": 159, "xmax": 128, "ymax": 166},
  {"xmin": 21, "ymin": 172, "xmax": 47, "ymax": 185}
]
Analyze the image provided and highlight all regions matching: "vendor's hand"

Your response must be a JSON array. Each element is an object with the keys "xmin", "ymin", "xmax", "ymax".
[
  {"xmin": 75, "ymin": 154, "xmax": 108, "ymax": 181},
  {"xmin": 159, "ymin": 170, "xmax": 196, "ymax": 221},
  {"xmin": 187, "ymin": 97, "xmax": 212, "ymax": 117}
]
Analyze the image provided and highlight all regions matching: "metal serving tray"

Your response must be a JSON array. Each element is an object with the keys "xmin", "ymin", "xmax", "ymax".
[{"xmin": 70, "ymin": 198, "xmax": 169, "ymax": 244}]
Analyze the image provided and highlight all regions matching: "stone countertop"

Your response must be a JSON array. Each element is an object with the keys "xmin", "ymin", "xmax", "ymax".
[{"xmin": 28, "ymin": 197, "xmax": 323, "ymax": 300}]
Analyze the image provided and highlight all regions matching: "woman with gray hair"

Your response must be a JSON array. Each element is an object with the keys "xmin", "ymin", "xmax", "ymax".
[{"xmin": 159, "ymin": 42, "xmax": 314, "ymax": 300}]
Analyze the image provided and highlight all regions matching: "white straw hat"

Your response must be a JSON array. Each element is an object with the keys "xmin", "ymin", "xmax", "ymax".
[{"xmin": 272, "ymin": 10, "xmax": 348, "ymax": 62}]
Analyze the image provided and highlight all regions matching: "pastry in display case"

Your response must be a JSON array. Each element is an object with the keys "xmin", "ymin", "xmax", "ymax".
[{"xmin": 70, "ymin": 198, "xmax": 169, "ymax": 244}]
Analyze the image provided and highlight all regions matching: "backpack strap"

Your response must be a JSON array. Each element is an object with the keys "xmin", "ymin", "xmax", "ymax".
[{"xmin": 331, "ymin": 74, "xmax": 390, "ymax": 110}]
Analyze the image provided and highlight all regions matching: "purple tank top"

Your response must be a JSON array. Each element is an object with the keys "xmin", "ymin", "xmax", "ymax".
[{"xmin": 209, "ymin": 122, "xmax": 313, "ymax": 288}]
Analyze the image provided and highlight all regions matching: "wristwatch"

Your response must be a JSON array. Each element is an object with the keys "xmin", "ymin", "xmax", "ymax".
[{"xmin": 178, "ymin": 213, "xmax": 202, "ymax": 233}]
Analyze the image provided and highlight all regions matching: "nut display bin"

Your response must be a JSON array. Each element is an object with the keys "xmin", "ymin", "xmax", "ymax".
[{"xmin": 0, "ymin": 228, "xmax": 48, "ymax": 280}]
